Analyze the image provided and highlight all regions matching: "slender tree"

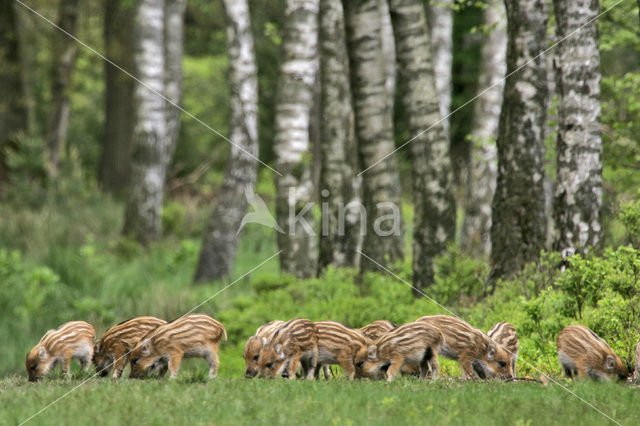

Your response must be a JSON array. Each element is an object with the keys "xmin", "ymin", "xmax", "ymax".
[
  {"xmin": 379, "ymin": 0, "xmax": 396, "ymax": 111},
  {"xmin": 318, "ymin": 0, "xmax": 360, "ymax": 271},
  {"xmin": 426, "ymin": 0, "xmax": 453, "ymax": 134},
  {"xmin": 273, "ymin": 0, "xmax": 320, "ymax": 278},
  {"xmin": 98, "ymin": 0, "xmax": 135, "ymax": 193},
  {"xmin": 122, "ymin": 0, "xmax": 167, "ymax": 244},
  {"xmin": 553, "ymin": 0, "xmax": 603, "ymax": 253},
  {"xmin": 45, "ymin": 0, "xmax": 80, "ymax": 177},
  {"xmin": 388, "ymin": 0, "xmax": 455, "ymax": 293},
  {"xmin": 163, "ymin": 0, "xmax": 186, "ymax": 166},
  {"xmin": 489, "ymin": 0, "xmax": 549, "ymax": 288},
  {"xmin": 343, "ymin": 0, "xmax": 404, "ymax": 269},
  {"xmin": 194, "ymin": 0, "xmax": 259, "ymax": 282},
  {"xmin": 461, "ymin": 0, "xmax": 507, "ymax": 258},
  {"xmin": 0, "ymin": 0, "xmax": 28, "ymax": 190}
]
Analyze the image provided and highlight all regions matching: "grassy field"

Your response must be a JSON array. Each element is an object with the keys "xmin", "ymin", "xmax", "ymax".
[{"xmin": 2, "ymin": 374, "xmax": 639, "ymax": 425}]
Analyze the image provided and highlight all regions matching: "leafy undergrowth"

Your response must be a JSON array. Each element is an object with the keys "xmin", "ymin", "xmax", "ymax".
[{"xmin": 1, "ymin": 376, "xmax": 638, "ymax": 426}]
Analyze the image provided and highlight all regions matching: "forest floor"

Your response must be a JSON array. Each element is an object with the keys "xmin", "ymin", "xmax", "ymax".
[{"xmin": 2, "ymin": 372, "xmax": 639, "ymax": 425}]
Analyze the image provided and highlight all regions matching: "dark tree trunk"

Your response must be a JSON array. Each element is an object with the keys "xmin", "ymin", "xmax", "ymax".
[
  {"xmin": 122, "ymin": 0, "xmax": 167, "ymax": 245},
  {"xmin": 45, "ymin": 0, "xmax": 80, "ymax": 177},
  {"xmin": 388, "ymin": 0, "xmax": 455, "ymax": 294},
  {"xmin": 343, "ymin": 0, "xmax": 404, "ymax": 270},
  {"xmin": 489, "ymin": 0, "xmax": 549, "ymax": 288},
  {"xmin": 553, "ymin": 0, "xmax": 603, "ymax": 254},
  {"xmin": 317, "ymin": 0, "xmax": 361, "ymax": 272},
  {"xmin": 273, "ymin": 0, "xmax": 320, "ymax": 278},
  {"xmin": 0, "ymin": 0, "xmax": 28, "ymax": 190},
  {"xmin": 98, "ymin": 0, "xmax": 135, "ymax": 194},
  {"xmin": 461, "ymin": 0, "xmax": 506, "ymax": 258},
  {"xmin": 194, "ymin": 0, "xmax": 259, "ymax": 283}
]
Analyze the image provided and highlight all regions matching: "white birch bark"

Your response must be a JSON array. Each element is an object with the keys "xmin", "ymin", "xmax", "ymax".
[
  {"xmin": 195, "ymin": 0, "xmax": 259, "ymax": 282},
  {"xmin": 122, "ymin": 0, "xmax": 168, "ymax": 245},
  {"xmin": 388, "ymin": 0, "xmax": 455, "ymax": 293},
  {"xmin": 489, "ymin": 0, "xmax": 549, "ymax": 287},
  {"xmin": 318, "ymin": 0, "xmax": 361, "ymax": 271},
  {"xmin": 45, "ymin": 0, "xmax": 79, "ymax": 177},
  {"xmin": 426, "ymin": 0, "xmax": 453, "ymax": 134},
  {"xmin": 461, "ymin": 0, "xmax": 506, "ymax": 258},
  {"xmin": 273, "ymin": 0, "xmax": 320, "ymax": 278},
  {"xmin": 553, "ymin": 0, "xmax": 603, "ymax": 253},
  {"xmin": 343, "ymin": 0, "xmax": 404, "ymax": 268}
]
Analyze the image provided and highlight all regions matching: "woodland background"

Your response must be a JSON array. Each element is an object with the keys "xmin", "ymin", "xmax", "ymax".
[{"xmin": 1, "ymin": 0, "xmax": 640, "ymax": 383}]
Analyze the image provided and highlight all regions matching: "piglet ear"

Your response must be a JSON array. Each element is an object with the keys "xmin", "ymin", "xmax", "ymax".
[
  {"xmin": 261, "ymin": 337, "xmax": 268, "ymax": 346},
  {"xmin": 606, "ymin": 355, "xmax": 616, "ymax": 371},
  {"xmin": 275, "ymin": 344, "xmax": 285, "ymax": 360},
  {"xmin": 38, "ymin": 346, "xmax": 48, "ymax": 361},
  {"xmin": 367, "ymin": 346, "xmax": 377, "ymax": 361},
  {"xmin": 487, "ymin": 344, "xmax": 496, "ymax": 360},
  {"xmin": 94, "ymin": 340, "xmax": 102, "ymax": 355},
  {"xmin": 141, "ymin": 340, "xmax": 151, "ymax": 356}
]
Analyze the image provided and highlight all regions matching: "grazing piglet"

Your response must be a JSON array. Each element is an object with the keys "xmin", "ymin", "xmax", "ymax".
[
  {"xmin": 258, "ymin": 318, "xmax": 318, "ymax": 379},
  {"xmin": 93, "ymin": 316, "xmax": 166, "ymax": 378},
  {"xmin": 557, "ymin": 325, "xmax": 629, "ymax": 382},
  {"xmin": 129, "ymin": 314, "xmax": 226, "ymax": 379},
  {"xmin": 244, "ymin": 320, "xmax": 286, "ymax": 378},
  {"xmin": 354, "ymin": 322, "xmax": 443, "ymax": 382},
  {"xmin": 417, "ymin": 315, "xmax": 513, "ymax": 380},
  {"xmin": 26, "ymin": 321, "xmax": 95, "ymax": 382},
  {"xmin": 315, "ymin": 321, "xmax": 372, "ymax": 380},
  {"xmin": 359, "ymin": 320, "xmax": 397, "ymax": 341},
  {"xmin": 487, "ymin": 322, "xmax": 519, "ymax": 377}
]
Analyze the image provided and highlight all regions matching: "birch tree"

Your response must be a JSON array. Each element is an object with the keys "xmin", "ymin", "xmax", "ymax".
[
  {"xmin": 426, "ymin": 0, "xmax": 453, "ymax": 134},
  {"xmin": 489, "ymin": 0, "xmax": 549, "ymax": 287},
  {"xmin": 379, "ymin": 0, "xmax": 396, "ymax": 111},
  {"xmin": 45, "ymin": 0, "xmax": 79, "ymax": 177},
  {"xmin": 122, "ymin": 0, "xmax": 168, "ymax": 244},
  {"xmin": 194, "ymin": 0, "xmax": 259, "ymax": 282},
  {"xmin": 553, "ymin": 0, "xmax": 603, "ymax": 253},
  {"xmin": 343, "ymin": 0, "xmax": 404, "ymax": 269},
  {"xmin": 273, "ymin": 0, "xmax": 319, "ymax": 278},
  {"xmin": 388, "ymin": 0, "xmax": 455, "ymax": 293},
  {"xmin": 461, "ymin": 0, "xmax": 507, "ymax": 258},
  {"xmin": 99, "ymin": 0, "xmax": 135, "ymax": 193},
  {"xmin": 163, "ymin": 0, "xmax": 186, "ymax": 165},
  {"xmin": 0, "ymin": 0, "xmax": 27, "ymax": 190},
  {"xmin": 318, "ymin": 0, "xmax": 360, "ymax": 271}
]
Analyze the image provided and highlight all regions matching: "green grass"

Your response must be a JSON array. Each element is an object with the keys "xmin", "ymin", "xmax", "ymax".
[{"xmin": 2, "ymin": 375, "xmax": 639, "ymax": 425}]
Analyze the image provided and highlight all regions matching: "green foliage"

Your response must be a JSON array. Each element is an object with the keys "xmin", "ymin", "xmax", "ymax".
[
  {"xmin": 619, "ymin": 200, "xmax": 640, "ymax": 247},
  {"xmin": 431, "ymin": 245, "xmax": 487, "ymax": 305}
]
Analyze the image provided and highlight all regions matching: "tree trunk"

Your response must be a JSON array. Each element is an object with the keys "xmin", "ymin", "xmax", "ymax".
[
  {"xmin": 388, "ymin": 0, "xmax": 455, "ymax": 294},
  {"xmin": 194, "ymin": 0, "xmax": 259, "ymax": 283},
  {"xmin": 98, "ymin": 0, "xmax": 135, "ymax": 194},
  {"xmin": 122, "ymin": 0, "xmax": 167, "ymax": 245},
  {"xmin": 343, "ymin": 0, "xmax": 404, "ymax": 270},
  {"xmin": 0, "ymin": 0, "xmax": 27, "ymax": 190},
  {"xmin": 553, "ymin": 0, "xmax": 602, "ymax": 253},
  {"xmin": 273, "ymin": 0, "xmax": 319, "ymax": 278},
  {"xmin": 45, "ymin": 0, "xmax": 79, "ymax": 177},
  {"xmin": 488, "ymin": 0, "xmax": 549, "ymax": 287},
  {"xmin": 426, "ymin": 0, "xmax": 453, "ymax": 135},
  {"xmin": 378, "ymin": 0, "xmax": 396, "ymax": 111},
  {"xmin": 318, "ymin": 0, "xmax": 361, "ymax": 272},
  {"xmin": 163, "ymin": 0, "xmax": 186, "ymax": 167},
  {"xmin": 460, "ymin": 0, "xmax": 506, "ymax": 258}
]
